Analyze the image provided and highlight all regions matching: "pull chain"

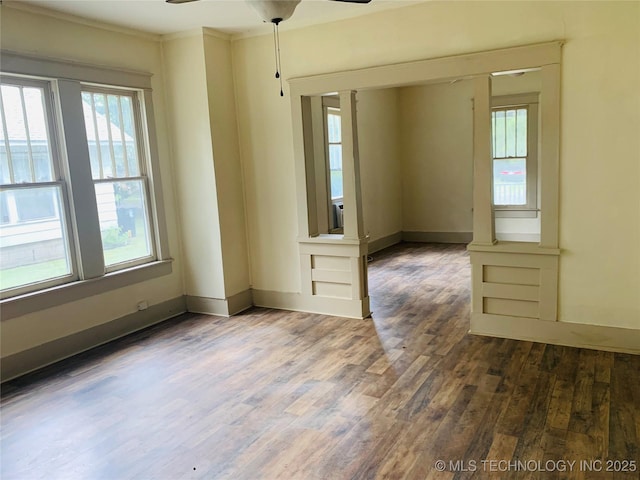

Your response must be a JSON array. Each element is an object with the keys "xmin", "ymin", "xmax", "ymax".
[
  {"xmin": 272, "ymin": 22, "xmax": 280, "ymax": 80},
  {"xmin": 272, "ymin": 20, "xmax": 284, "ymax": 97}
]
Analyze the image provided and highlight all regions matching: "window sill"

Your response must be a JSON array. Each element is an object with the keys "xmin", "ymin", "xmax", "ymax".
[
  {"xmin": 468, "ymin": 241, "xmax": 560, "ymax": 256},
  {"xmin": 0, "ymin": 259, "xmax": 173, "ymax": 321},
  {"xmin": 298, "ymin": 235, "xmax": 368, "ymax": 246},
  {"xmin": 494, "ymin": 209, "xmax": 538, "ymax": 218}
]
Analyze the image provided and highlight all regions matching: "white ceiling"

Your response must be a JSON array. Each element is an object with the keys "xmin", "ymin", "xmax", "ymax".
[{"xmin": 9, "ymin": 0, "xmax": 429, "ymax": 36}]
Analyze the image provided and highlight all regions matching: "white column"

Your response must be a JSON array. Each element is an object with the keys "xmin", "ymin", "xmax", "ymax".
[
  {"xmin": 57, "ymin": 79, "xmax": 105, "ymax": 279},
  {"xmin": 339, "ymin": 90, "xmax": 365, "ymax": 240},
  {"xmin": 539, "ymin": 64, "xmax": 561, "ymax": 249},
  {"xmin": 472, "ymin": 76, "xmax": 496, "ymax": 246}
]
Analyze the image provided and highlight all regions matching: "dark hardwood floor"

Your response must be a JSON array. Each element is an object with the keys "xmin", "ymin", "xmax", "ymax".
[{"xmin": 1, "ymin": 243, "xmax": 639, "ymax": 479}]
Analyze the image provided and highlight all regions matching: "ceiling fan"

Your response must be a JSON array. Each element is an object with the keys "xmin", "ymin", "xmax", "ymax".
[
  {"xmin": 166, "ymin": 0, "xmax": 372, "ymax": 25},
  {"xmin": 167, "ymin": 0, "xmax": 373, "ymax": 96}
]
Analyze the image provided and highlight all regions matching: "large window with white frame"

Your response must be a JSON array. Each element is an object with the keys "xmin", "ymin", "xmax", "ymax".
[
  {"xmin": 0, "ymin": 77, "xmax": 75, "ymax": 294},
  {"xmin": 491, "ymin": 93, "xmax": 538, "ymax": 217},
  {"xmin": 0, "ymin": 68, "xmax": 164, "ymax": 300},
  {"xmin": 81, "ymin": 87, "xmax": 154, "ymax": 270}
]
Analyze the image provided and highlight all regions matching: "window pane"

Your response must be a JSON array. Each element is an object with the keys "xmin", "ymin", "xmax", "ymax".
[
  {"xmin": 23, "ymin": 88, "xmax": 53, "ymax": 181},
  {"xmin": 505, "ymin": 110, "xmax": 516, "ymax": 157},
  {"xmin": 82, "ymin": 91, "xmax": 140, "ymax": 180},
  {"xmin": 328, "ymin": 144, "xmax": 342, "ymax": 171},
  {"xmin": 96, "ymin": 179, "xmax": 151, "ymax": 267},
  {"xmin": 82, "ymin": 92, "xmax": 102, "ymax": 179},
  {"xmin": 493, "ymin": 158, "xmax": 527, "ymax": 205},
  {"xmin": 1, "ymin": 84, "xmax": 54, "ymax": 184},
  {"xmin": 101, "ymin": 141, "xmax": 114, "ymax": 178},
  {"xmin": 1, "ymin": 193, "xmax": 10, "ymax": 225},
  {"xmin": 13, "ymin": 188, "xmax": 57, "ymax": 222},
  {"xmin": 0, "ymin": 111, "xmax": 9, "ymax": 184},
  {"xmin": 493, "ymin": 110, "xmax": 506, "ymax": 158},
  {"xmin": 11, "ymin": 149, "xmax": 31, "ymax": 184},
  {"xmin": 492, "ymin": 107, "xmax": 528, "ymax": 160},
  {"xmin": 2, "ymin": 85, "xmax": 31, "ymax": 183},
  {"xmin": 0, "ymin": 186, "xmax": 72, "ymax": 291},
  {"xmin": 328, "ymin": 145, "xmax": 343, "ymax": 200},
  {"xmin": 330, "ymin": 171, "xmax": 343, "ymax": 200},
  {"xmin": 327, "ymin": 112, "xmax": 341, "ymax": 143}
]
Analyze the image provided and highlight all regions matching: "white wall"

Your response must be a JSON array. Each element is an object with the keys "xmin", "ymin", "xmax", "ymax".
[
  {"xmin": 162, "ymin": 30, "xmax": 250, "ymax": 302},
  {"xmin": 203, "ymin": 32, "xmax": 251, "ymax": 297},
  {"xmin": 357, "ymin": 88, "xmax": 402, "ymax": 244},
  {"xmin": 163, "ymin": 33, "xmax": 225, "ymax": 299},
  {"xmin": 398, "ymin": 80, "xmax": 474, "ymax": 235},
  {"xmin": 559, "ymin": 3, "xmax": 639, "ymax": 328},
  {"xmin": 233, "ymin": 33, "xmax": 301, "ymax": 293},
  {"xmin": 233, "ymin": 1, "xmax": 640, "ymax": 330},
  {"xmin": 0, "ymin": 6, "xmax": 185, "ymax": 356}
]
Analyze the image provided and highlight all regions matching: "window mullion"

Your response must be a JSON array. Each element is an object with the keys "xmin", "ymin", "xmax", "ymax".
[
  {"xmin": 103, "ymin": 95, "xmax": 117, "ymax": 178},
  {"xmin": 502, "ymin": 111, "xmax": 507, "ymax": 159},
  {"xmin": 492, "ymin": 112, "xmax": 496, "ymax": 157},
  {"xmin": 89, "ymin": 93, "xmax": 104, "ymax": 180},
  {"xmin": 93, "ymin": 175, "xmax": 145, "ymax": 185},
  {"xmin": 117, "ymin": 96, "xmax": 129, "ymax": 177},
  {"xmin": 0, "ymin": 180, "xmax": 63, "ymax": 190},
  {"xmin": 18, "ymin": 87, "xmax": 36, "ymax": 182},
  {"xmin": 0, "ymin": 92, "xmax": 16, "ymax": 183},
  {"xmin": 513, "ymin": 109, "xmax": 518, "ymax": 158},
  {"xmin": 57, "ymin": 79, "xmax": 105, "ymax": 279}
]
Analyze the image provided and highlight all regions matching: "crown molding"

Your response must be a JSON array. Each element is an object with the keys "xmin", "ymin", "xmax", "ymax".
[{"xmin": 2, "ymin": 1, "xmax": 162, "ymax": 42}]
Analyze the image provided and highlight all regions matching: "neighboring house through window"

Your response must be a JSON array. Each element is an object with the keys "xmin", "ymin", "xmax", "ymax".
[
  {"xmin": 0, "ymin": 57, "xmax": 167, "ymax": 300},
  {"xmin": 81, "ymin": 88, "xmax": 154, "ymax": 270},
  {"xmin": 0, "ymin": 78, "xmax": 74, "ymax": 292}
]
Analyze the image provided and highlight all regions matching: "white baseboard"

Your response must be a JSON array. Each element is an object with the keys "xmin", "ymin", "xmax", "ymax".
[
  {"xmin": 186, "ymin": 289, "xmax": 253, "ymax": 317},
  {"xmin": 402, "ymin": 231, "xmax": 473, "ymax": 244},
  {"xmin": 1, "ymin": 296, "xmax": 187, "ymax": 382},
  {"xmin": 252, "ymin": 289, "xmax": 371, "ymax": 319},
  {"xmin": 368, "ymin": 232, "xmax": 402, "ymax": 254},
  {"xmin": 471, "ymin": 313, "xmax": 640, "ymax": 355},
  {"xmin": 5, "ymin": 288, "xmax": 635, "ymax": 384},
  {"xmin": 227, "ymin": 289, "xmax": 254, "ymax": 315}
]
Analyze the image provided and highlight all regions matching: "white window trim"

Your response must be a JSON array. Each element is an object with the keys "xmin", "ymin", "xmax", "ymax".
[
  {"xmin": 0, "ymin": 76, "xmax": 79, "ymax": 297},
  {"xmin": 491, "ymin": 93, "xmax": 539, "ymax": 218},
  {"xmin": 0, "ymin": 51, "xmax": 172, "ymax": 313}
]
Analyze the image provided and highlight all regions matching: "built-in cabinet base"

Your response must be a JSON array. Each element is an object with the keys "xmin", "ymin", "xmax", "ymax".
[
  {"xmin": 469, "ymin": 241, "xmax": 560, "ymax": 322},
  {"xmin": 296, "ymin": 236, "xmax": 371, "ymax": 319}
]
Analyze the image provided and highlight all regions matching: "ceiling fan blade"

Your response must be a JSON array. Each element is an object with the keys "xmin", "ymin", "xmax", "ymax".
[
  {"xmin": 329, "ymin": 0, "xmax": 372, "ymax": 3},
  {"xmin": 166, "ymin": 0, "xmax": 200, "ymax": 4}
]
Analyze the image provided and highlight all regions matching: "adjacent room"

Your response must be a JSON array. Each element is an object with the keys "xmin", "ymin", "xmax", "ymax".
[{"xmin": 1, "ymin": 0, "xmax": 639, "ymax": 478}]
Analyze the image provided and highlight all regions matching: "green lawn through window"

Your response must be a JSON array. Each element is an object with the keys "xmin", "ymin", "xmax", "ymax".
[{"xmin": 1, "ymin": 229, "xmax": 149, "ymax": 292}]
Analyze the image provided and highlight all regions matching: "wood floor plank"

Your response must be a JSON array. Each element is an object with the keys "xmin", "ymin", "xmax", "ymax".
[{"xmin": 1, "ymin": 243, "xmax": 638, "ymax": 480}]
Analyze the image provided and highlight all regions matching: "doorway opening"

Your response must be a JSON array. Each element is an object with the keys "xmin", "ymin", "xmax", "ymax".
[{"xmin": 289, "ymin": 42, "xmax": 560, "ymax": 326}]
